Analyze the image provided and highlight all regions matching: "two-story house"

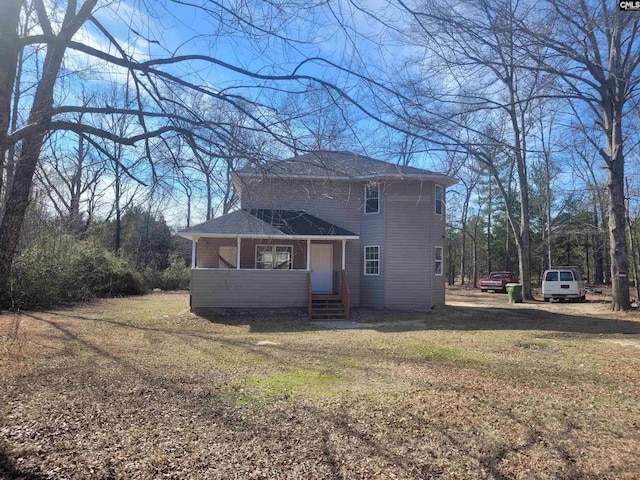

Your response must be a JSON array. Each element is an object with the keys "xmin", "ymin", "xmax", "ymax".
[{"xmin": 178, "ymin": 151, "xmax": 456, "ymax": 318}]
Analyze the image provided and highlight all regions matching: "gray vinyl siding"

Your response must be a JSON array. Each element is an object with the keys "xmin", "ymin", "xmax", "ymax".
[
  {"xmin": 384, "ymin": 180, "xmax": 446, "ymax": 309},
  {"xmin": 190, "ymin": 269, "xmax": 308, "ymax": 308},
  {"xmin": 238, "ymin": 178, "xmax": 361, "ymax": 306},
  {"xmin": 193, "ymin": 238, "xmax": 359, "ymax": 305},
  {"xmin": 359, "ymin": 182, "xmax": 385, "ymax": 308},
  {"xmin": 229, "ymin": 175, "xmax": 448, "ymax": 309},
  {"xmin": 431, "ymin": 183, "xmax": 446, "ymax": 305},
  {"xmin": 344, "ymin": 240, "xmax": 360, "ymax": 307},
  {"xmin": 240, "ymin": 178, "xmax": 362, "ymax": 234},
  {"xmin": 196, "ymin": 238, "xmax": 237, "ymax": 268}
]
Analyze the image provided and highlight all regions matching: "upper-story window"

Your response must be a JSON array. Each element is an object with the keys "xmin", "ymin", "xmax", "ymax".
[
  {"xmin": 435, "ymin": 184, "xmax": 443, "ymax": 215},
  {"xmin": 364, "ymin": 183, "xmax": 380, "ymax": 214}
]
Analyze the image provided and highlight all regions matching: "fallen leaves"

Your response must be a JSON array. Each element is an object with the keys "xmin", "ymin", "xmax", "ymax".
[{"xmin": 1, "ymin": 290, "xmax": 640, "ymax": 478}]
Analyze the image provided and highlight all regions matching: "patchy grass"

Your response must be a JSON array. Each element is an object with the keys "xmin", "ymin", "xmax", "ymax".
[
  {"xmin": 1, "ymin": 289, "xmax": 640, "ymax": 479},
  {"xmin": 243, "ymin": 369, "xmax": 343, "ymax": 402},
  {"xmin": 420, "ymin": 344, "xmax": 480, "ymax": 365}
]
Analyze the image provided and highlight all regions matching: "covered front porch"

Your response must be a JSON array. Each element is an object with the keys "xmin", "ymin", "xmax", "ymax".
[{"xmin": 178, "ymin": 209, "xmax": 359, "ymax": 318}]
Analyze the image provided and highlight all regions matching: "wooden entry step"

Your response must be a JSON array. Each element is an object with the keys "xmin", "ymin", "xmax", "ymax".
[
  {"xmin": 312, "ymin": 294, "xmax": 341, "ymax": 301},
  {"xmin": 311, "ymin": 296, "xmax": 346, "ymax": 320}
]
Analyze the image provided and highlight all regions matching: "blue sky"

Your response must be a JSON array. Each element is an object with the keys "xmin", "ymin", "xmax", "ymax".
[{"xmin": 25, "ymin": 0, "xmax": 630, "ymax": 229}]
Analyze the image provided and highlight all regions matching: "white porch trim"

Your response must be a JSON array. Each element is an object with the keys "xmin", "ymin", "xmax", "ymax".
[
  {"xmin": 236, "ymin": 237, "xmax": 241, "ymax": 269},
  {"xmin": 191, "ymin": 238, "xmax": 197, "ymax": 268},
  {"xmin": 179, "ymin": 233, "xmax": 359, "ymax": 241}
]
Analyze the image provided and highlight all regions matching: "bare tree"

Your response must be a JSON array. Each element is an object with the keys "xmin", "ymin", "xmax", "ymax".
[
  {"xmin": 0, "ymin": 0, "xmax": 386, "ymax": 306},
  {"xmin": 516, "ymin": 0, "xmax": 640, "ymax": 310},
  {"xmin": 458, "ymin": 167, "xmax": 479, "ymax": 286},
  {"xmin": 386, "ymin": 0, "xmax": 553, "ymax": 300}
]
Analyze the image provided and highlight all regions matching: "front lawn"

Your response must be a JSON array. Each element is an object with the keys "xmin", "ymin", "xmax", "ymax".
[{"xmin": 1, "ymin": 290, "xmax": 640, "ymax": 479}]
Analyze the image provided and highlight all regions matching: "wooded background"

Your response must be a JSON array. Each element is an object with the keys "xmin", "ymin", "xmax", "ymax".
[{"xmin": 1, "ymin": 0, "xmax": 638, "ymax": 309}]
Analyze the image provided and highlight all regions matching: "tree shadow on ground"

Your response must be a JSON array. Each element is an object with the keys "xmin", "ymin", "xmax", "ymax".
[
  {"xmin": 24, "ymin": 300, "xmax": 640, "ymax": 337},
  {"xmin": 197, "ymin": 303, "xmax": 640, "ymax": 336},
  {"xmin": 193, "ymin": 310, "xmax": 318, "ymax": 333},
  {"xmin": 0, "ymin": 447, "xmax": 49, "ymax": 480},
  {"xmin": 361, "ymin": 303, "xmax": 640, "ymax": 335}
]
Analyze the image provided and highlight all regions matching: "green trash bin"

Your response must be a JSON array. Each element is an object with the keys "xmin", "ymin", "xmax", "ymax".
[{"xmin": 506, "ymin": 283, "xmax": 523, "ymax": 303}]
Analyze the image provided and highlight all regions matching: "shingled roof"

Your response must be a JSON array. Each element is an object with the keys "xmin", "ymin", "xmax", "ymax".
[
  {"xmin": 235, "ymin": 151, "xmax": 455, "ymax": 183},
  {"xmin": 178, "ymin": 209, "xmax": 358, "ymax": 239}
]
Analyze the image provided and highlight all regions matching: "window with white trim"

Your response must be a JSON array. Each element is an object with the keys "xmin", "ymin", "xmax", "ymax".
[
  {"xmin": 255, "ymin": 245, "xmax": 292, "ymax": 269},
  {"xmin": 364, "ymin": 183, "xmax": 380, "ymax": 214},
  {"xmin": 434, "ymin": 246, "xmax": 443, "ymax": 276},
  {"xmin": 435, "ymin": 184, "xmax": 443, "ymax": 215},
  {"xmin": 364, "ymin": 245, "xmax": 380, "ymax": 275}
]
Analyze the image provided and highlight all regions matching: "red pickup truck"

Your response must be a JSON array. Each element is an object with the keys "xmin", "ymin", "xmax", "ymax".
[{"xmin": 479, "ymin": 272, "xmax": 518, "ymax": 293}]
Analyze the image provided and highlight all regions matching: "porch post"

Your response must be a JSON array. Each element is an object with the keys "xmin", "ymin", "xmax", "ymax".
[
  {"xmin": 191, "ymin": 237, "xmax": 197, "ymax": 269},
  {"xmin": 341, "ymin": 239, "xmax": 346, "ymax": 270},
  {"xmin": 236, "ymin": 237, "xmax": 241, "ymax": 269},
  {"xmin": 307, "ymin": 239, "xmax": 311, "ymax": 270}
]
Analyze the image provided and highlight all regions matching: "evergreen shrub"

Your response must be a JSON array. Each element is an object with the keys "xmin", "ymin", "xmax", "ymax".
[{"xmin": 11, "ymin": 234, "xmax": 145, "ymax": 309}]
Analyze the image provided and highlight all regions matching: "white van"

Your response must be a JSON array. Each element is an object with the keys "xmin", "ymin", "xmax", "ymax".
[{"xmin": 542, "ymin": 267, "xmax": 586, "ymax": 302}]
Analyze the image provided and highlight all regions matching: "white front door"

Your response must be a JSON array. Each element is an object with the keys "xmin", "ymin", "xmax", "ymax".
[{"xmin": 311, "ymin": 244, "xmax": 333, "ymax": 294}]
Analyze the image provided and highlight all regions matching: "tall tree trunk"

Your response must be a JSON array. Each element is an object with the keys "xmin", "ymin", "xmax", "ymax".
[
  {"xmin": 545, "ymin": 153, "xmax": 552, "ymax": 271},
  {"xmin": 606, "ymin": 105, "xmax": 630, "ymax": 310},
  {"xmin": 472, "ymin": 218, "xmax": 478, "ymax": 287},
  {"xmin": 114, "ymin": 164, "xmax": 121, "ymax": 253},
  {"xmin": 0, "ymin": 0, "xmax": 23, "ymax": 213},
  {"xmin": 0, "ymin": 36, "xmax": 67, "ymax": 307},
  {"xmin": 509, "ymin": 94, "xmax": 533, "ymax": 300},
  {"xmin": 459, "ymin": 184, "xmax": 472, "ymax": 286},
  {"xmin": 504, "ymin": 226, "xmax": 511, "ymax": 272},
  {"xmin": 69, "ymin": 134, "xmax": 84, "ymax": 231},
  {"xmin": 585, "ymin": 235, "xmax": 590, "ymax": 285},
  {"xmin": 205, "ymin": 174, "xmax": 213, "ymax": 221},
  {"xmin": 592, "ymin": 201, "xmax": 604, "ymax": 285},
  {"xmin": 0, "ymin": 0, "xmax": 98, "ymax": 307},
  {"xmin": 486, "ymin": 175, "xmax": 492, "ymax": 274},
  {"xmin": 460, "ymin": 228, "xmax": 466, "ymax": 285},
  {"xmin": 626, "ymin": 208, "xmax": 639, "ymax": 301},
  {"xmin": 186, "ymin": 193, "xmax": 191, "ymax": 228}
]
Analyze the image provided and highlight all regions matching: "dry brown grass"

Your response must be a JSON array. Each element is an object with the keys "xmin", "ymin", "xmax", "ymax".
[{"xmin": 1, "ymin": 289, "xmax": 640, "ymax": 479}]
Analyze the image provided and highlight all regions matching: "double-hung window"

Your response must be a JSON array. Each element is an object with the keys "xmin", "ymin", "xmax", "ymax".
[
  {"xmin": 256, "ymin": 245, "xmax": 292, "ymax": 269},
  {"xmin": 365, "ymin": 183, "xmax": 380, "ymax": 214},
  {"xmin": 435, "ymin": 184, "xmax": 443, "ymax": 215},
  {"xmin": 364, "ymin": 245, "xmax": 380, "ymax": 275},
  {"xmin": 434, "ymin": 246, "xmax": 443, "ymax": 276}
]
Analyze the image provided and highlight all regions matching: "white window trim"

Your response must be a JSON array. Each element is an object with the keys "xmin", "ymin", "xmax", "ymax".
[
  {"xmin": 364, "ymin": 245, "xmax": 380, "ymax": 276},
  {"xmin": 255, "ymin": 244, "xmax": 293, "ymax": 270},
  {"xmin": 364, "ymin": 183, "xmax": 380, "ymax": 215},
  {"xmin": 434, "ymin": 246, "xmax": 443, "ymax": 276},
  {"xmin": 435, "ymin": 184, "xmax": 443, "ymax": 216}
]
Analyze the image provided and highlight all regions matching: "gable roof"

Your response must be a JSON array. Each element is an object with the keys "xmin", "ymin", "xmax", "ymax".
[
  {"xmin": 235, "ymin": 151, "xmax": 456, "ymax": 185},
  {"xmin": 178, "ymin": 209, "xmax": 358, "ymax": 240}
]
